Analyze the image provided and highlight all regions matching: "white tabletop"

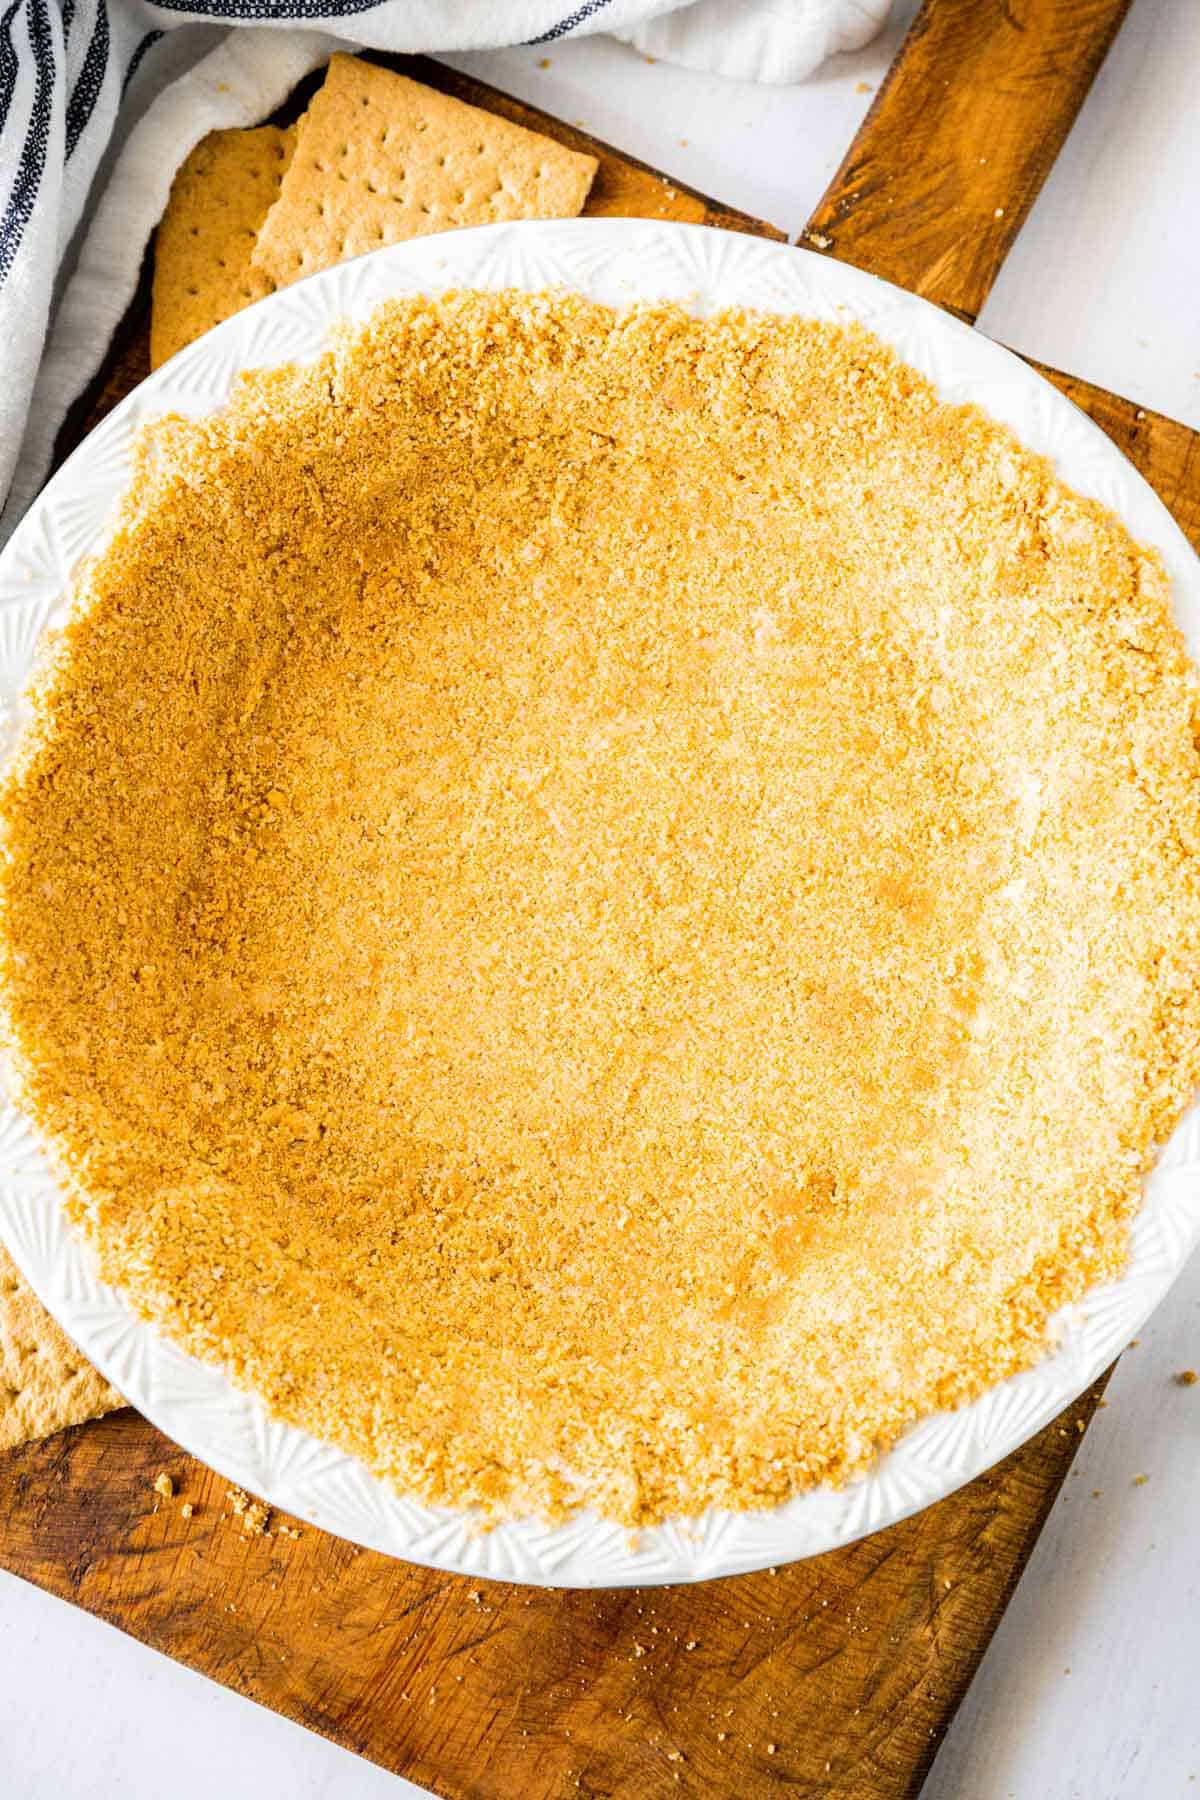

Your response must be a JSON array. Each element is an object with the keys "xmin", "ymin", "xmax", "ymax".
[{"xmin": 4, "ymin": 2, "xmax": 1200, "ymax": 1794}]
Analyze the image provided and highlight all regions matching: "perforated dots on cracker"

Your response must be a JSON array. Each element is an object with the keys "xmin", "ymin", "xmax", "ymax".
[
  {"xmin": 0, "ymin": 1243, "xmax": 122, "ymax": 1451},
  {"xmin": 251, "ymin": 56, "xmax": 597, "ymax": 290},
  {"xmin": 151, "ymin": 124, "xmax": 296, "ymax": 369}
]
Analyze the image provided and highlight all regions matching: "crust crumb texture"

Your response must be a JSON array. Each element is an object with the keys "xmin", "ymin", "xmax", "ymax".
[{"xmin": 3, "ymin": 293, "xmax": 1200, "ymax": 1526}]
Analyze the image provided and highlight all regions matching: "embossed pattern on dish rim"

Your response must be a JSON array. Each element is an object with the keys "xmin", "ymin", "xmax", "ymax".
[{"xmin": 1, "ymin": 219, "xmax": 1198, "ymax": 1587}]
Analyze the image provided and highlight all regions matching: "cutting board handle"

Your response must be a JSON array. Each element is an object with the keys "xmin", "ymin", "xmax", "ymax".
[{"xmin": 805, "ymin": 0, "xmax": 1131, "ymax": 323}]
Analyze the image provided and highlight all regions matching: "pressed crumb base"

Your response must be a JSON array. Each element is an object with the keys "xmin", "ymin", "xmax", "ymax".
[{"xmin": 3, "ymin": 293, "xmax": 1200, "ymax": 1526}]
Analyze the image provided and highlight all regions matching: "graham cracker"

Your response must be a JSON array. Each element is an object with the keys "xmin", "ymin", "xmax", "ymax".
[
  {"xmin": 150, "ymin": 124, "xmax": 297, "ymax": 369},
  {"xmin": 251, "ymin": 56, "xmax": 597, "ymax": 289},
  {"xmin": 1, "ymin": 1243, "xmax": 122, "ymax": 1451}
]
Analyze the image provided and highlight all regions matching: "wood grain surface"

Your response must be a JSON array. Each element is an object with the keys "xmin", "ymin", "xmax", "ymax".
[
  {"xmin": 5, "ymin": 6, "xmax": 1198, "ymax": 1798},
  {"xmin": 0, "ymin": 1391, "xmax": 1106, "ymax": 1799},
  {"xmin": 804, "ymin": 0, "xmax": 1133, "ymax": 320}
]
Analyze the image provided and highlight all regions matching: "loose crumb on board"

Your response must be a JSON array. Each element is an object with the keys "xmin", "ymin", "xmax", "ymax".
[
  {"xmin": 153, "ymin": 1471, "xmax": 174, "ymax": 1500},
  {"xmin": 227, "ymin": 1486, "xmax": 271, "ymax": 1536},
  {"xmin": 1175, "ymin": 1369, "xmax": 1198, "ymax": 1386}
]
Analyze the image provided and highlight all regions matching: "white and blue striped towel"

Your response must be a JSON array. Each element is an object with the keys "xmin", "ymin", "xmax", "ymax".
[{"xmin": 0, "ymin": 0, "xmax": 889, "ymax": 537}]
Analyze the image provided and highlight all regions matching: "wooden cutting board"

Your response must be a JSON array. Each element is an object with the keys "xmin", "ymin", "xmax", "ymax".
[{"xmin": 5, "ymin": 3, "xmax": 1199, "ymax": 1795}]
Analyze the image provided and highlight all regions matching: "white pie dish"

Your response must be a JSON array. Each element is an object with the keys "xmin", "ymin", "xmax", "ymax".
[{"xmin": 0, "ymin": 217, "xmax": 1198, "ymax": 1588}]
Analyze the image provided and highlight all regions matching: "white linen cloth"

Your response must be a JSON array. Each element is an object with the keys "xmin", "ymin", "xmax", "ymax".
[{"xmin": 0, "ymin": 0, "xmax": 889, "ymax": 535}]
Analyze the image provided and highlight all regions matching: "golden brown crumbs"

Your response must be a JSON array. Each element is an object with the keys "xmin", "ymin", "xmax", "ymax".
[
  {"xmin": 1133, "ymin": 1474, "xmax": 1149, "ymax": 1487},
  {"xmin": 2, "ymin": 293, "xmax": 1200, "ymax": 1528},
  {"xmin": 1175, "ymin": 1369, "xmax": 1198, "ymax": 1385},
  {"xmin": 227, "ymin": 1486, "xmax": 271, "ymax": 1535},
  {"xmin": 153, "ymin": 1472, "xmax": 174, "ymax": 1500},
  {"xmin": 180, "ymin": 1500, "xmax": 195, "ymax": 1519}
]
